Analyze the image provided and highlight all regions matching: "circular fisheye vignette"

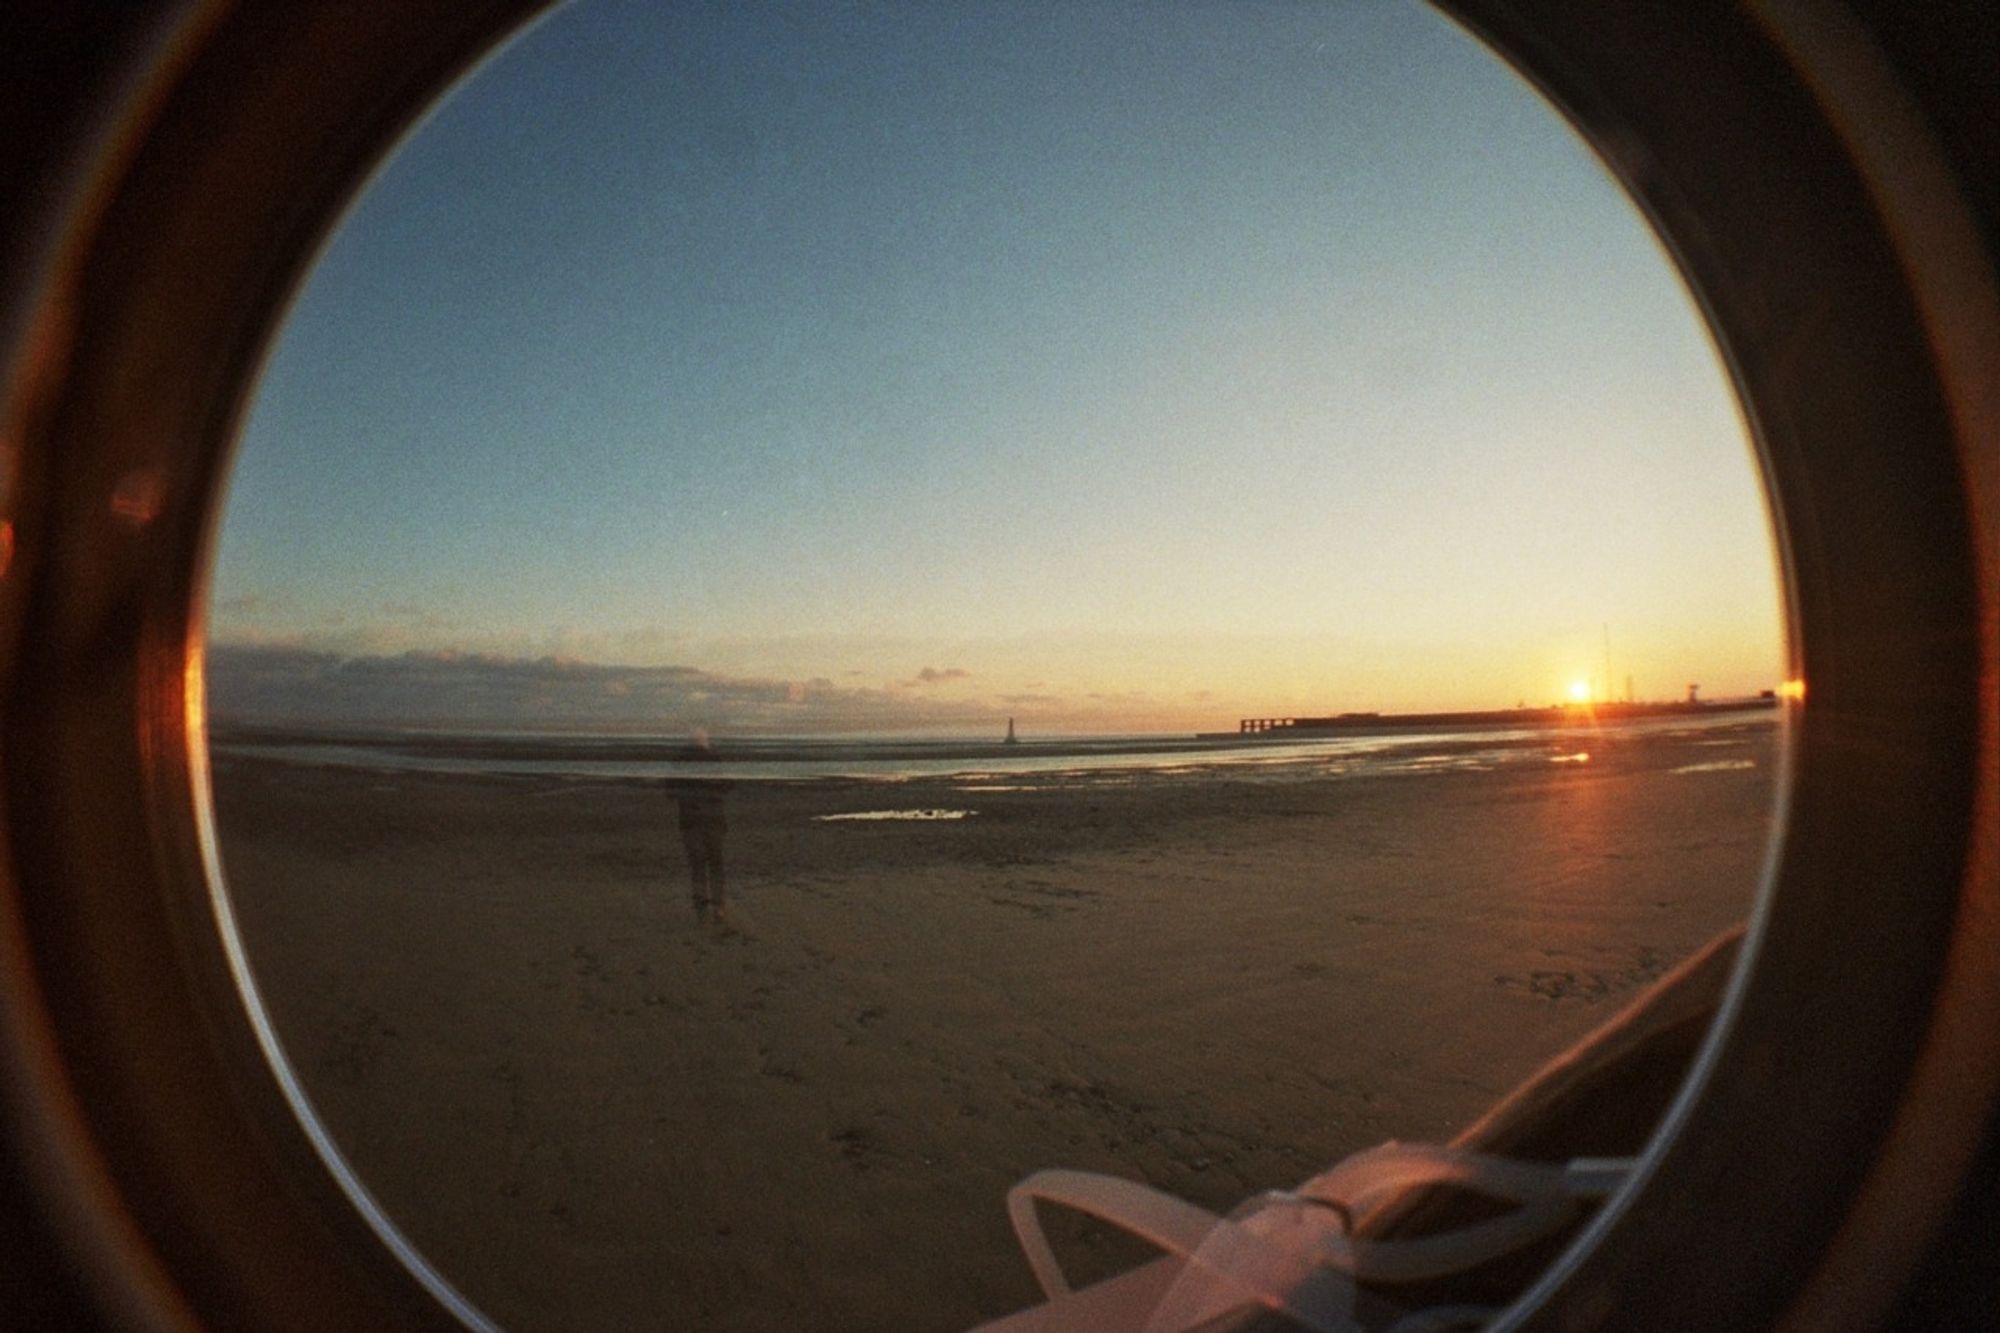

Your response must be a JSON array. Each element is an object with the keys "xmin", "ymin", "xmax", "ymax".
[
  {"xmin": 184, "ymin": 8, "xmax": 578, "ymax": 1328},
  {"xmin": 194, "ymin": 5, "xmax": 1790, "ymax": 1332},
  {"xmin": 188, "ymin": 2, "xmax": 1968, "ymax": 1328},
  {"xmin": 203, "ymin": 0, "xmax": 1792, "ymax": 1312}
]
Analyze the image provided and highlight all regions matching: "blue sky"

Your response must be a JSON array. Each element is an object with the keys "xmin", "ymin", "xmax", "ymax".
[{"xmin": 208, "ymin": 0, "xmax": 1783, "ymax": 733}]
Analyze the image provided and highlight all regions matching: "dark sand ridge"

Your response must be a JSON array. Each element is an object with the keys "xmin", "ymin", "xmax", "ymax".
[{"xmin": 209, "ymin": 721, "xmax": 1776, "ymax": 1331}]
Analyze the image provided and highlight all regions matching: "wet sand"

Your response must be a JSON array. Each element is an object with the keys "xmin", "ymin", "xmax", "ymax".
[{"xmin": 209, "ymin": 723, "xmax": 1776, "ymax": 1331}]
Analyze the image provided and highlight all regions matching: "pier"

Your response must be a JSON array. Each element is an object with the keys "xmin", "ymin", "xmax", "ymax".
[{"xmin": 1226, "ymin": 697, "xmax": 1776, "ymax": 739}]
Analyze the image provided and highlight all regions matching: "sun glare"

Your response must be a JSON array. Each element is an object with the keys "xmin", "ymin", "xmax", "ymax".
[{"xmin": 1567, "ymin": 679, "xmax": 1592, "ymax": 704}]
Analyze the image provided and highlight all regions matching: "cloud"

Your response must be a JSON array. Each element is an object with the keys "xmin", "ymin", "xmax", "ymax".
[
  {"xmin": 203, "ymin": 642, "xmax": 1007, "ymax": 735},
  {"xmin": 905, "ymin": 665, "xmax": 972, "ymax": 687},
  {"xmin": 201, "ymin": 644, "xmax": 1235, "ymax": 737}
]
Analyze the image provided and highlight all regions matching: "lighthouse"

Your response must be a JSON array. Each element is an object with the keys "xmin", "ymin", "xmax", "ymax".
[{"xmin": 1004, "ymin": 717, "xmax": 1019, "ymax": 746}]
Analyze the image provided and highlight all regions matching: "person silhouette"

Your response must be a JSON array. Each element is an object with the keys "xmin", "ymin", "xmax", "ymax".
[{"xmin": 667, "ymin": 730, "xmax": 732, "ymax": 924}]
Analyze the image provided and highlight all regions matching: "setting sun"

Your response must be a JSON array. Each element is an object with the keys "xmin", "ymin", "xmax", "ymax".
[{"xmin": 1567, "ymin": 679, "xmax": 1593, "ymax": 704}]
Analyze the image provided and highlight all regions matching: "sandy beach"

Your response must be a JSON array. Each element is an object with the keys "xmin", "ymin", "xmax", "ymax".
[{"xmin": 208, "ymin": 721, "xmax": 1777, "ymax": 1331}]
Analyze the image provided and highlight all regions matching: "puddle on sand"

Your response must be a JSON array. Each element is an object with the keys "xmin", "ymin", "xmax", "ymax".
[{"xmin": 814, "ymin": 809, "xmax": 976, "ymax": 822}]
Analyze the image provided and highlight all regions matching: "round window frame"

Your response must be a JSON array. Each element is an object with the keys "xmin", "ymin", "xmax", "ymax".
[{"xmin": 0, "ymin": 1, "xmax": 1991, "ymax": 1329}]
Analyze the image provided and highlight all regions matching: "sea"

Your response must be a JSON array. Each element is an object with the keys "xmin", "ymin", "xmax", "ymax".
[{"xmin": 206, "ymin": 712, "xmax": 1775, "ymax": 786}]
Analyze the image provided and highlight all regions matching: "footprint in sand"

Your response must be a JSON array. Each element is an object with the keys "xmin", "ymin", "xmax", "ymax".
[
  {"xmin": 829, "ymin": 1124, "xmax": 893, "ymax": 1172},
  {"xmin": 756, "ymin": 1046, "xmax": 805, "ymax": 1083},
  {"xmin": 1495, "ymin": 969, "xmax": 1612, "ymax": 1002}
]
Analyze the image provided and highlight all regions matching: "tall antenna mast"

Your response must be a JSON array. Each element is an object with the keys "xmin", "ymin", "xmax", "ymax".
[{"xmin": 1602, "ymin": 623, "xmax": 1612, "ymax": 704}]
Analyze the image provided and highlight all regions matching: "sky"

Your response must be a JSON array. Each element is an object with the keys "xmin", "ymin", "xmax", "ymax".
[{"xmin": 206, "ymin": 0, "xmax": 1785, "ymax": 735}]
